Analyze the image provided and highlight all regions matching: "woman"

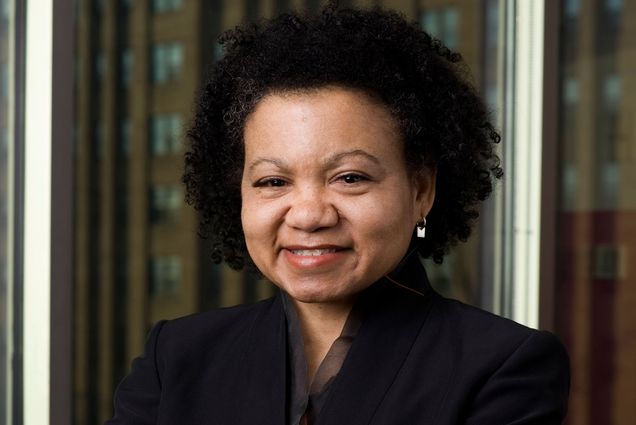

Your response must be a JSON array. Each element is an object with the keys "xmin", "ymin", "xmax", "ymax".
[{"xmin": 107, "ymin": 3, "xmax": 569, "ymax": 424}]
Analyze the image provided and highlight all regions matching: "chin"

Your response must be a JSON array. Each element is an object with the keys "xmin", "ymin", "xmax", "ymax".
[
  {"xmin": 282, "ymin": 280, "xmax": 361, "ymax": 306},
  {"xmin": 284, "ymin": 287, "xmax": 335, "ymax": 304}
]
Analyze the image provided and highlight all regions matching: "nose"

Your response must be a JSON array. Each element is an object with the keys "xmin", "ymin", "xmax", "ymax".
[{"xmin": 284, "ymin": 184, "xmax": 339, "ymax": 232}]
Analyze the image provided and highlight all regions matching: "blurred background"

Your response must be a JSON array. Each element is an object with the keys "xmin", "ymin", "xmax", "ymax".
[{"xmin": 1, "ymin": 0, "xmax": 635, "ymax": 424}]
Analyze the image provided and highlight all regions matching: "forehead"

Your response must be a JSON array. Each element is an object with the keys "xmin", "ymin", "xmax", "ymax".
[
  {"xmin": 242, "ymin": 86, "xmax": 407, "ymax": 172},
  {"xmin": 244, "ymin": 87, "xmax": 400, "ymax": 143}
]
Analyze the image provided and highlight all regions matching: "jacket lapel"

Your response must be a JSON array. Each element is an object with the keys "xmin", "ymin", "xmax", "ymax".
[
  {"xmin": 316, "ymin": 257, "xmax": 435, "ymax": 425},
  {"xmin": 239, "ymin": 293, "xmax": 288, "ymax": 425}
]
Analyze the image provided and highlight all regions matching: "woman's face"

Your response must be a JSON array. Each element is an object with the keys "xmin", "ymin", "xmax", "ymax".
[{"xmin": 241, "ymin": 87, "xmax": 435, "ymax": 305}]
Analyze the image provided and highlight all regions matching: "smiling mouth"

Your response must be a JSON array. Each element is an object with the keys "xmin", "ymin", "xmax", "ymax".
[{"xmin": 288, "ymin": 248, "xmax": 338, "ymax": 256}]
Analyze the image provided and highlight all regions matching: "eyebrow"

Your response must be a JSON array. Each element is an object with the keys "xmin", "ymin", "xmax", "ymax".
[
  {"xmin": 246, "ymin": 149, "xmax": 382, "ymax": 173},
  {"xmin": 324, "ymin": 149, "xmax": 382, "ymax": 167},
  {"xmin": 246, "ymin": 157, "xmax": 287, "ymax": 173}
]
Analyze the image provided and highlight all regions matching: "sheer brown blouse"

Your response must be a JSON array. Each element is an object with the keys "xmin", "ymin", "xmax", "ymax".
[{"xmin": 282, "ymin": 293, "xmax": 363, "ymax": 425}]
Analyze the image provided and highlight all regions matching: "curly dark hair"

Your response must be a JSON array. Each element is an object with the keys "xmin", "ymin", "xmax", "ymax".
[{"xmin": 184, "ymin": 1, "xmax": 502, "ymax": 270}]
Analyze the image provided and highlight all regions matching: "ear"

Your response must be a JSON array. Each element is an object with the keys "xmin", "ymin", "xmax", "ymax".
[{"xmin": 413, "ymin": 166, "xmax": 436, "ymax": 220}]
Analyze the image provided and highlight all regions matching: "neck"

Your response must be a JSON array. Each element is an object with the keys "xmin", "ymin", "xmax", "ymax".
[{"xmin": 292, "ymin": 299, "xmax": 354, "ymax": 383}]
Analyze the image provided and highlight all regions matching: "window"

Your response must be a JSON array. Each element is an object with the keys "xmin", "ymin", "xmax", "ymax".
[
  {"xmin": 120, "ymin": 48, "xmax": 133, "ymax": 87},
  {"xmin": 441, "ymin": 8, "xmax": 459, "ymax": 49},
  {"xmin": 564, "ymin": 0, "xmax": 581, "ymax": 17},
  {"xmin": 592, "ymin": 245, "xmax": 621, "ymax": 280},
  {"xmin": 420, "ymin": 7, "xmax": 460, "ymax": 49},
  {"xmin": 95, "ymin": 51, "xmax": 107, "ymax": 82},
  {"xmin": 599, "ymin": 163, "xmax": 619, "ymax": 208},
  {"xmin": 213, "ymin": 42, "xmax": 224, "ymax": 62},
  {"xmin": 563, "ymin": 77, "xmax": 579, "ymax": 106},
  {"xmin": 150, "ymin": 113, "xmax": 182, "ymax": 155},
  {"xmin": 153, "ymin": 0, "xmax": 182, "ymax": 13},
  {"xmin": 603, "ymin": 73, "xmax": 620, "ymax": 107},
  {"xmin": 149, "ymin": 256, "xmax": 182, "ymax": 296},
  {"xmin": 151, "ymin": 42, "xmax": 183, "ymax": 83},
  {"xmin": 555, "ymin": 1, "xmax": 636, "ymax": 422},
  {"xmin": 119, "ymin": 118, "xmax": 132, "ymax": 155},
  {"xmin": 605, "ymin": 0, "xmax": 622, "ymax": 13},
  {"xmin": 149, "ymin": 184, "xmax": 181, "ymax": 223},
  {"xmin": 65, "ymin": 1, "xmax": 558, "ymax": 423},
  {"xmin": 561, "ymin": 76, "xmax": 579, "ymax": 210},
  {"xmin": 95, "ymin": 121, "xmax": 106, "ymax": 159}
]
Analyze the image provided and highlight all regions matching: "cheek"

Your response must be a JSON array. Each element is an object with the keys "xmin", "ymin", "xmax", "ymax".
[
  {"xmin": 370, "ymin": 184, "xmax": 418, "ymax": 221},
  {"xmin": 241, "ymin": 195, "xmax": 281, "ymax": 246},
  {"xmin": 341, "ymin": 192, "xmax": 415, "ymax": 244},
  {"xmin": 240, "ymin": 193, "xmax": 261, "ymax": 243}
]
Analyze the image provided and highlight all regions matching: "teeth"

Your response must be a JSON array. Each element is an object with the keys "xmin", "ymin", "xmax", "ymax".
[{"xmin": 290, "ymin": 249, "xmax": 337, "ymax": 256}]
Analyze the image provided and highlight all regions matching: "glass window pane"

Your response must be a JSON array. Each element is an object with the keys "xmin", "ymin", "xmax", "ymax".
[
  {"xmin": 149, "ymin": 256, "xmax": 181, "ymax": 296},
  {"xmin": 72, "ymin": 2, "xmax": 507, "ymax": 423},
  {"xmin": 151, "ymin": 42, "xmax": 183, "ymax": 84},
  {"xmin": 150, "ymin": 113, "xmax": 181, "ymax": 155},
  {"xmin": 150, "ymin": 184, "xmax": 181, "ymax": 223},
  {"xmin": 151, "ymin": 44, "xmax": 166, "ymax": 83},
  {"xmin": 153, "ymin": 0, "xmax": 182, "ymax": 13},
  {"xmin": 442, "ymin": 8, "xmax": 459, "ymax": 49},
  {"xmin": 120, "ymin": 48, "xmax": 132, "ymax": 88},
  {"xmin": 119, "ymin": 118, "xmax": 132, "ymax": 155},
  {"xmin": 555, "ymin": 0, "xmax": 636, "ymax": 423}
]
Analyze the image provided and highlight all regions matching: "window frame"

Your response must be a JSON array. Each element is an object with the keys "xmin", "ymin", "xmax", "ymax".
[{"xmin": 21, "ymin": 0, "xmax": 74, "ymax": 424}]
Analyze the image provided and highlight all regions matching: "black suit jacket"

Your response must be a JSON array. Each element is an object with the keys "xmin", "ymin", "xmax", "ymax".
[{"xmin": 106, "ymin": 258, "xmax": 569, "ymax": 424}]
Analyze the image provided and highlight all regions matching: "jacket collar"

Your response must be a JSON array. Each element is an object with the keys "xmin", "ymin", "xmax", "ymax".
[
  {"xmin": 316, "ymin": 254, "xmax": 435, "ymax": 425},
  {"xmin": 239, "ymin": 293, "xmax": 288, "ymax": 425},
  {"xmin": 238, "ymin": 253, "xmax": 435, "ymax": 425}
]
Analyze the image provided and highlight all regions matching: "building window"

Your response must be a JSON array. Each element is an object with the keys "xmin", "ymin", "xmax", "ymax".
[
  {"xmin": 149, "ymin": 256, "xmax": 181, "ymax": 296},
  {"xmin": 119, "ymin": 119, "xmax": 132, "ymax": 155},
  {"xmin": 150, "ymin": 184, "xmax": 181, "ymax": 223},
  {"xmin": 213, "ymin": 42, "xmax": 225, "ymax": 62},
  {"xmin": 150, "ymin": 113, "xmax": 182, "ymax": 155},
  {"xmin": 152, "ymin": 0, "xmax": 182, "ymax": 13},
  {"xmin": 605, "ymin": 0, "xmax": 623, "ymax": 13},
  {"xmin": 564, "ymin": 0, "xmax": 581, "ymax": 18},
  {"xmin": 599, "ymin": 163, "xmax": 619, "ymax": 207},
  {"xmin": 603, "ymin": 73, "xmax": 620, "ymax": 107},
  {"xmin": 151, "ymin": 42, "xmax": 183, "ymax": 83},
  {"xmin": 563, "ymin": 77, "xmax": 579, "ymax": 106},
  {"xmin": 420, "ymin": 7, "xmax": 459, "ymax": 49},
  {"xmin": 120, "ymin": 48, "xmax": 133, "ymax": 87},
  {"xmin": 592, "ymin": 245, "xmax": 621, "ymax": 280},
  {"xmin": 95, "ymin": 51, "xmax": 107, "ymax": 82},
  {"xmin": 95, "ymin": 122, "xmax": 106, "ymax": 159}
]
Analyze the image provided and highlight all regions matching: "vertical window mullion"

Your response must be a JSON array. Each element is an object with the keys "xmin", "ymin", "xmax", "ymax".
[
  {"xmin": 22, "ymin": 0, "xmax": 74, "ymax": 424},
  {"xmin": 505, "ymin": 0, "xmax": 546, "ymax": 328},
  {"xmin": 23, "ymin": 0, "xmax": 53, "ymax": 422}
]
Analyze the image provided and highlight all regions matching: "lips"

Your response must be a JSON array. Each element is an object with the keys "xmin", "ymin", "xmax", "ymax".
[
  {"xmin": 282, "ymin": 245, "xmax": 348, "ymax": 269},
  {"xmin": 288, "ymin": 248, "xmax": 337, "ymax": 256}
]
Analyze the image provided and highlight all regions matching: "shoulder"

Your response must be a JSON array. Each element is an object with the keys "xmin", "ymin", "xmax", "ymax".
[
  {"xmin": 432, "ymin": 295, "xmax": 559, "ymax": 353},
  {"xmin": 425, "ymin": 295, "xmax": 570, "ymax": 423},
  {"xmin": 154, "ymin": 296, "xmax": 280, "ymax": 362},
  {"xmin": 163, "ymin": 296, "xmax": 276, "ymax": 331}
]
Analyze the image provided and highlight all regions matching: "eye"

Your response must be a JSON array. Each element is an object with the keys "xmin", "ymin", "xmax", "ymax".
[
  {"xmin": 337, "ymin": 173, "xmax": 367, "ymax": 184},
  {"xmin": 254, "ymin": 177, "xmax": 287, "ymax": 187}
]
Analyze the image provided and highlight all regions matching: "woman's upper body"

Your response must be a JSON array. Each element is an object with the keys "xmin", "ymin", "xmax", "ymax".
[
  {"xmin": 106, "ymin": 255, "xmax": 569, "ymax": 425},
  {"xmin": 107, "ymin": 2, "xmax": 569, "ymax": 423}
]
